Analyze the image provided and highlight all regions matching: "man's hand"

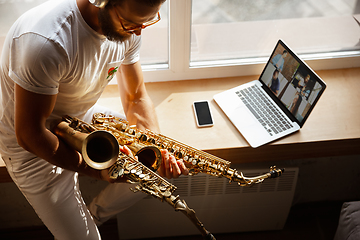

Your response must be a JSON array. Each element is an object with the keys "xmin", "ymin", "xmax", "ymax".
[
  {"xmin": 157, "ymin": 149, "xmax": 189, "ymax": 179},
  {"xmin": 101, "ymin": 145, "xmax": 189, "ymax": 182}
]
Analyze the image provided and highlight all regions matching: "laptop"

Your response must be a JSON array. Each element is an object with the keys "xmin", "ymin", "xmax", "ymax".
[{"xmin": 213, "ymin": 40, "xmax": 326, "ymax": 148}]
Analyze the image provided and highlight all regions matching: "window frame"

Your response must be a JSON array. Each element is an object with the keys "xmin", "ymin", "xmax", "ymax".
[{"xmin": 140, "ymin": 0, "xmax": 360, "ymax": 83}]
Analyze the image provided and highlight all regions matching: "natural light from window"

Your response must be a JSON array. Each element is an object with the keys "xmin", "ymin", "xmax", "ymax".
[
  {"xmin": 191, "ymin": 0, "xmax": 360, "ymax": 66},
  {"xmin": 1, "ymin": 0, "xmax": 359, "ymax": 82}
]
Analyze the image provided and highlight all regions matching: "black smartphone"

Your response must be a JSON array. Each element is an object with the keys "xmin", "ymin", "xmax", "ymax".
[{"xmin": 193, "ymin": 100, "xmax": 214, "ymax": 127}]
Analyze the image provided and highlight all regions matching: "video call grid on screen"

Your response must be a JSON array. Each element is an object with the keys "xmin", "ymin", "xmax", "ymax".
[{"xmin": 259, "ymin": 40, "xmax": 326, "ymax": 126}]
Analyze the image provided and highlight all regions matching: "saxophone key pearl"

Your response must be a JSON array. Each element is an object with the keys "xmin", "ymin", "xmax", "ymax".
[{"xmin": 163, "ymin": 190, "xmax": 171, "ymax": 198}]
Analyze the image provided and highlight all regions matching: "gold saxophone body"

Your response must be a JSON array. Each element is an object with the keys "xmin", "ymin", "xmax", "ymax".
[
  {"xmin": 89, "ymin": 113, "xmax": 284, "ymax": 186},
  {"xmin": 53, "ymin": 115, "xmax": 215, "ymax": 240},
  {"xmin": 53, "ymin": 113, "xmax": 285, "ymax": 239}
]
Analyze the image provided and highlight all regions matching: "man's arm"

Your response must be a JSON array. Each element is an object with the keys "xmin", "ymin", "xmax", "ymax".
[
  {"xmin": 116, "ymin": 61, "xmax": 189, "ymax": 178},
  {"xmin": 117, "ymin": 61, "xmax": 159, "ymax": 132},
  {"xmin": 14, "ymin": 84, "xmax": 112, "ymax": 181}
]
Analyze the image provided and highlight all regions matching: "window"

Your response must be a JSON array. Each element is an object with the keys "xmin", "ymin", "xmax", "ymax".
[
  {"xmin": 139, "ymin": 1, "xmax": 168, "ymax": 66},
  {"xmin": 144, "ymin": 0, "xmax": 360, "ymax": 82},
  {"xmin": 190, "ymin": 0, "xmax": 360, "ymax": 65},
  {"xmin": 0, "ymin": 0, "xmax": 48, "ymax": 37},
  {"xmin": 1, "ymin": 0, "xmax": 359, "ymax": 83}
]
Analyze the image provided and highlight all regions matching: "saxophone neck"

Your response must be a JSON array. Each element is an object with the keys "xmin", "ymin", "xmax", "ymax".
[{"xmin": 53, "ymin": 121, "xmax": 88, "ymax": 152}]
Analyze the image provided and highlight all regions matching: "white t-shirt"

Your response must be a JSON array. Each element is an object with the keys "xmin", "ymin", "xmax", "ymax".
[{"xmin": 0, "ymin": 0, "xmax": 141, "ymax": 158}]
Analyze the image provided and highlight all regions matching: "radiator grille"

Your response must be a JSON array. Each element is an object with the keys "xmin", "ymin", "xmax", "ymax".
[{"xmin": 170, "ymin": 168, "xmax": 297, "ymax": 196}]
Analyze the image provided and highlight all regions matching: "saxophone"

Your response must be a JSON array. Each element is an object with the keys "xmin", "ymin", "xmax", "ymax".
[
  {"xmin": 89, "ymin": 113, "xmax": 284, "ymax": 186},
  {"xmin": 53, "ymin": 113, "xmax": 284, "ymax": 239},
  {"xmin": 53, "ymin": 115, "xmax": 215, "ymax": 240}
]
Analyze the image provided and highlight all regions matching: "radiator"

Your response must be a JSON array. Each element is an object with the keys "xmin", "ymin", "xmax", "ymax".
[{"xmin": 117, "ymin": 167, "xmax": 298, "ymax": 239}]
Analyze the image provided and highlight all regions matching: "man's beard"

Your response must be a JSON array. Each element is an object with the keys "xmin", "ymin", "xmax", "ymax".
[{"xmin": 98, "ymin": 7, "xmax": 132, "ymax": 42}]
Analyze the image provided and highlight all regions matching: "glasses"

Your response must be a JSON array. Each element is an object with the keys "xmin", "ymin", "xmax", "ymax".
[{"xmin": 114, "ymin": 9, "xmax": 161, "ymax": 33}]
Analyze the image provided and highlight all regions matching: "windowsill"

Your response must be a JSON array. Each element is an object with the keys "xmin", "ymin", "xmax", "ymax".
[
  {"xmin": 100, "ymin": 67, "xmax": 360, "ymax": 162},
  {"xmin": 1, "ymin": 67, "xmax": 360, "ymax": 182}
]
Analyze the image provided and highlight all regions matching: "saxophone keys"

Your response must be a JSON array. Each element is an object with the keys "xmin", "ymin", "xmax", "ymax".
[
  {"xmin": 174, "ymin": 151, "xmax": 183, "ymax": 159},
  {"xmin": 191, "ymin": 158, "xmax": 197, "ymax": 165},
  {"xmin": 128, "ymin": 128, "xmax": 136, "ymax": 135},
  {"xmin": 148, "ymin": 138, "xmax": 156, "ymax": 144},
  {"xmin": 109, "ymin": 165, "xmax": 124, "ymax": 179},
  {"xmin": 139, "ymin": 133, "xmax": 148, "ymax": 142},
  {"xmin": 168, "ymin": 147, "xmax": 175, "ymax": 153},
  {"xmin": 139, "ymin": 173, "xmax": 148, "ymax": 179},
  {"xmin": 163, "ymin": 190, "xmax": 172, "ymax": 198}
]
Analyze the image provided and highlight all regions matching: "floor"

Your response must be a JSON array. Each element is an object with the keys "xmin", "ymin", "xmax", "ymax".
[{"xmin": 0, "ymin": 201, "xmax": 343, "ymax": 240}]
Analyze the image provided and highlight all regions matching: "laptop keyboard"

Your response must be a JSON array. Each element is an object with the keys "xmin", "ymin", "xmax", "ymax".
[{"xmin": 236, "ymin": 85, "xmax": 293, "ymax": 136}]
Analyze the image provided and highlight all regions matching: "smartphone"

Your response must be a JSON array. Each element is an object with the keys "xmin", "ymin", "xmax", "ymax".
[{"xmin": 193, "ymin": 100, "xmax": 214, "ymax": 127}]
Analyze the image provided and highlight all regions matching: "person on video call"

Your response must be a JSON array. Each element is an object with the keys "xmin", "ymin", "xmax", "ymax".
[
  {"xmin": 298, "ymin": 74, "xmax": 311, "ymax": 99},
  {"xmin": 0, "ymin": 0, "xmax": 189, "ymax": 239},
  {"xmin": 268, "ymin": 69, "xmax": 281, "ymax": 96},
  {"xmin": 271, "ymin": 50, "xmax": 288, "ymax": 72}
]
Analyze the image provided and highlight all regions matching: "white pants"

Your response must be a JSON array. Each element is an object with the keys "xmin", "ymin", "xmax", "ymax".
[{"xmin": 3, "ymin": 105, "xmax": 145, "ymax": 240}]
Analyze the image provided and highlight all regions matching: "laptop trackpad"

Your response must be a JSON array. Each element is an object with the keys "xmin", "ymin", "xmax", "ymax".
[{"xmin": 230, "ymin": 106, "xmax": 257, "ymax": 128}]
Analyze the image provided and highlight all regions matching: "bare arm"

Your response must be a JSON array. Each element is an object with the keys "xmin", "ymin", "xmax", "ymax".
[
  {"xmin": 117, "ymin": 61, "xmax": 160, "ymax": 132},
  {"xmin": 14, "ymin": 84, "xmax": 108, "ymax": 180},
  {"xmin": 116, "ymin": 61, "xmax": 188, "ymax": 178}
]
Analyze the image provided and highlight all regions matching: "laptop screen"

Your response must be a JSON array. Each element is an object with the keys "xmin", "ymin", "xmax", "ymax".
[{"xmin": 259, "ymin": 40, "xmax": 326, "ymax": 127}]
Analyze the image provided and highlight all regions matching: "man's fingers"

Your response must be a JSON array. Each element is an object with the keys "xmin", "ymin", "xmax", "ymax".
[
  {"xmin": 155, "ymin": 149, "xmax": 190, "ymax": 179},
  {"xmin": 119, "ymin": 145, "xmax": 133, "ymax": 157},
  {"xmin": 177, "ymin": 160, "xmax": 189, "ymax": 175},
  {"xmin": 170, "ymin": 155, "xmax": 181, "ymax": 178},
  {"xmin": 160, "ymin": 149, "xmax": 171, "ymax": 174}
]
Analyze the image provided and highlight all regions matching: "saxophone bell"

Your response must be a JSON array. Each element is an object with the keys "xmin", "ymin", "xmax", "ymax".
[
  {"xmin": 54, "ymin": 121, "xmax": 119, "ymax": 170},
  {"xmin": 131, "ymin": 144, "xmax": 162, "ymax": 171},
  {"xmin": 82, "ymin": 130, "xmax": 120, "ymax": 170}
]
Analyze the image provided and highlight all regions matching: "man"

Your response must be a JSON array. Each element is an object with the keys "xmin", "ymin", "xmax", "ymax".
[
  {"xmin": 0, "ymin": 0, "xmax": 188, "ymax": 239},
  {"xmin": 268, "ymin": 69, "xmax": 280, "ymax": 96},
  {"xmin": 271, "ymin": 50, "xmax": 287, "ymax": 72}
]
